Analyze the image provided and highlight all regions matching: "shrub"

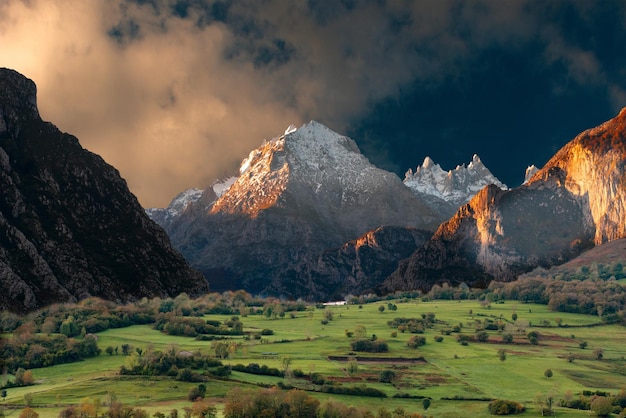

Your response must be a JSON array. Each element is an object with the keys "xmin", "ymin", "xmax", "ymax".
[
  {"xmin": 476, "ymin": 331, "xmax": 489, "ymax": 342},
  {"xmin": 350, "ymin": 339, "xmax": 389, "ymax": 353},
  {"xmin": 544, "ymin": 369, "xmax": 553, "ymax": 378},
  {"xmin": 434, "ymin": 335, "xmax": 444, "ymax": 343},
  {"xmin": 407, "ymin": 335, "xmax": 426, "ymax": 348},
  {"xmin": 379, "ymin": 370, "xmax": 396, "ymax": 383},
  {"xmin": 488, "ymin": 399, "xmax": 525, "ymax": 415}
]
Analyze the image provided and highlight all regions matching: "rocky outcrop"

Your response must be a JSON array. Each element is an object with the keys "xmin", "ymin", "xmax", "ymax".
[
  {"xmin": 384, "ymin": 108, "xmax": 626, "ymax": 293},
  {"xmin": 0, "ymin": 68, "xmax": 208, "ymax": 313}
]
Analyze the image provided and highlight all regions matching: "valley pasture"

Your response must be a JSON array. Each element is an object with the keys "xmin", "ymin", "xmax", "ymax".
[{"xmin": 1, "ymin": 298, "xmax": 625, "ymax": 417}]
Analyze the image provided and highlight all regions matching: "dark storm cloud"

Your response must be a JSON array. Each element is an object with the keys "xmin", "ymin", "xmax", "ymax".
[{"xmin": 1, "ymin": 0, "xmax": 625, "ymax": 205}]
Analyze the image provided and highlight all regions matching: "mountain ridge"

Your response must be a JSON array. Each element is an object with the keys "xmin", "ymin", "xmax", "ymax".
[
  {"xmin": 383, "ymin": 107, "xmax": 626, "ymax": 293},
  {"xmin": 0, "ymin": 68, "xmax": 208, "ymax": 313}
]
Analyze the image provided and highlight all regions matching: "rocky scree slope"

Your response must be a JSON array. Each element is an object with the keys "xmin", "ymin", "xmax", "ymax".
[
  {"xmin": 384, "ymin": 108, "xmax": 626, "ymax": 293},
  {"xmin": 0, "ymin": 68, "xmax": 208, "ymax": 313}
]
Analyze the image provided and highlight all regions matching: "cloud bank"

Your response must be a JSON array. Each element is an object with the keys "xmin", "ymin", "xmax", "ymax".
[{"xmin": 1, "ymin": 0, "xmax": 624, "ymax": 206}]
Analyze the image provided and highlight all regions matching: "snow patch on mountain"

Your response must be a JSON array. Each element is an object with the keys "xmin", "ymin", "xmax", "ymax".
[
  {"xmin": 212, "ymin": 177, "xmax": 237, "ymax": 197},
  {"xmin": 403, "ymin": 154, "xmax": 507, "ymax": 206},
  {"xmin": 145, "ymin": 187, "xmax": 203, "ymax": 224}
]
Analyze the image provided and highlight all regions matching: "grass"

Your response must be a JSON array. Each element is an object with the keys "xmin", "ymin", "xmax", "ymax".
[{"xmin": 2, "ymin": 299, "xmax": 625, "ymax": 417}]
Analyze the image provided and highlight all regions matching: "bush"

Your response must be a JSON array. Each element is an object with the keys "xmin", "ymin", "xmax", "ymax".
[
  {"xmin": 434, "ymin": 335, "xmax": 444, "ymax": 343},
  {"xmin": 407, "ymin": 335, "xmax": 426, "ymax": 348},
  {"xmin": 350, "ymin": 339, "xmax": 389, "ymax": 353},
  {"xmin": 488, "ymin": 399, "xmax": 525, "ymax": 415},
  {"xmin": 379, "ymin": 370, "xmax": 396, "ymax": 383},
  {"xmin": 476, "ymin": 331, "xmax": 489, "ymax": 342}
]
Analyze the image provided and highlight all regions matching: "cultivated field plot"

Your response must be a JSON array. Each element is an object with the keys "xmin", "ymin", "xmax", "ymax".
[{"xmin": 1, "ymin": 299, "xmax": 625, "ymax": 417}]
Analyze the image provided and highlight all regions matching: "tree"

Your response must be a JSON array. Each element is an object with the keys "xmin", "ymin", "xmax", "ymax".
[
  {"xmin": 422, "ymin": 398, "xmax": 431, "ymax": 411},
  {"xmin": 347, "ymin": 357, "xmax": 358, "ymax": 375},
  {"xmin": 511, "ymin": 313, "xmax": 518, "ymax": 321},
  {"xmin": 378, "ymin": 305, "xmax": 385, "ymax": 314},
  {"xmin": 354, "ymin": 325, "xmax": 367, "ymax": 339},
  {"xmin": 105, "ymin": 346, "xmax": 115, "ymax": 356},
  {"xmin": 379, "ymin": 370, "xmax": 396, "ymax": 383},
  {"xmin": 497, "ymin": 349, "xmax": 506, "ymax": 362},
  {"xmin": 18, "ymin": 407, "xmax": 38, "ymax": 418},
  {"xmin": 502, "ymin": 333, "xmax": 514, "ymax": 344},
  {"xmin": 476, "ymin": 331, "xmax": 489, "ymax": 342},
  {"xmin": 544, "ymin": 369, "xmax": 553, "ymax": 378},
  {"xmin": 407, "ymin": 335, "xmax": 426, "ymax": 348},
  {"xmin": 593, "ymin": 348, "xmax": 604, "ymax": 360},
  {"xmin": 590, "ymin": 396, "xmax": 613, "ymax": 417}
]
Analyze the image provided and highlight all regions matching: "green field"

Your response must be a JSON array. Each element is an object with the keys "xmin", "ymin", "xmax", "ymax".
[{"xmin": 2, "ymin": 299, "xmax": 625, "ymax": 417}]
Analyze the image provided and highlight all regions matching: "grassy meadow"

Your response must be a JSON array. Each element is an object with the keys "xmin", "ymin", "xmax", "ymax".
[{"xmin": 2, "ymin": 298, "xmax": 625, "ymax": 417}]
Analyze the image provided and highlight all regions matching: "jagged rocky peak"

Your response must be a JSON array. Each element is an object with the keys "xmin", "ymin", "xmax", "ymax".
[
  {"xmin": 0, "ymin": 68, "xmax": 208, "ymax": 312},
  {"xmin": 403, "ymin": 153, "xmax": 507, "ymax": 206},
  {"xmin": 524, "ymin": 164, "xmax": 539, "ymax": 184},
  {"xmin": 528, "ymin": 107, "xmax": 626, "ymax": 244}
]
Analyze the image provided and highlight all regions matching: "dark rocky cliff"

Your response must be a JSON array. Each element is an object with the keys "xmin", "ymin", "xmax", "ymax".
[{"xmin": 0, "ymin": 68, "xmax": 208, "ymax": 313}]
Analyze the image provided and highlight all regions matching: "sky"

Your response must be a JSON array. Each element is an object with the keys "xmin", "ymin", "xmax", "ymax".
[{"xmin": 1, "ymin": 0, "xmax": 625, "ymax": 207}]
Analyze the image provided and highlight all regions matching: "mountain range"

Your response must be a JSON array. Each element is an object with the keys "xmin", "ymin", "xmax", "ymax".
[
  {"xmin": 0, "ymin": 68, "xmax": 207, "ymax": 313},
  {"xmin": 151, "ymin": 110, "xmax": 626, "ymax": 300},
  {"xmin": 3, "ymin": 67, "xmax": 626, "ymax": 312},
  {"xmin": 148, "ymin": 122, "xmax": 510, "ymax": 299}
]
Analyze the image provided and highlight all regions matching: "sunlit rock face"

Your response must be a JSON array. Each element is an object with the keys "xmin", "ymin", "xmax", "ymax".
[
  {"xmin": 384, "ymin": 108, "xmax": 626, "ymax": 293},
  {"xmin": 0, "ymin": 68, "xmax": 208, "ymax": 313},
  {"xmin": 527, "ymin": 108, "xmax": 626, "ymax": 244},
  {"xmin": 156, "ymin": 121, "xmax": 442, "ymax": 299}
]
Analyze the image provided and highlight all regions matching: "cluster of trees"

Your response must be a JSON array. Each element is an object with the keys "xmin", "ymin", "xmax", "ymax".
[
  {"xmin": 556, "ymin": 390, "xmax": 626, "ymax": 417},
  {"xmin": 487, "ymin": 399, "xmax": 525, "ymax": 415},
  {"xmin": 1, "ymin": 332, "xmax": 100, "ymax": 374},
  {"xmin": 350, "ymin": 338, "xmax": 389, "ymax": 353},
  {"xmin": 488, "ymin": 275, "xmax": 626, "ymax": 319},
  {"xmin": 231, "ymin": 363, "xmax": 284, "ymax": 377},
  {"xmin": 418, "ymin": 261, "xmax": 626, "ymax": 321},
  {"xmin": 223, "ymin": 387, "xmax": 422, "ymax": 418},
  {"xmin": 153, "ymin": 315, "xmax": 244, "ymax": 337},
  {"xmin": 387, "ymin": 314, "xmax": 437, "ymax": 334},
  {"xmin": 118, "ymin": 347, "xmax": 225, "ymax": 380}
]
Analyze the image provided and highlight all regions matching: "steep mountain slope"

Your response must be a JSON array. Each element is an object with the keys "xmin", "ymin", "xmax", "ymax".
[
  {"xmin": 403, "ymin": 154, "xmax": 507, "ymax": 218},
  {"xmin": 384, "ymin": 108, "xmax": 626, "ymax": 293},
  {"xmin": 158, "ymin": 122, "xmax": 442, "ymax": 298},
  {"xmin": 289, "ymin": 226, "xmax": 433, "ymax": 300},
  {"xmin": 0, "ymin": 68, "xmax": 208, "ymax": 313}
]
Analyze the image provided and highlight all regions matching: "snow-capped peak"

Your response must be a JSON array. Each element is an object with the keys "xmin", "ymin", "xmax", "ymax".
[{"xmin": 404, "ymin": 155, "xmax": 507, "ymax": 206}]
